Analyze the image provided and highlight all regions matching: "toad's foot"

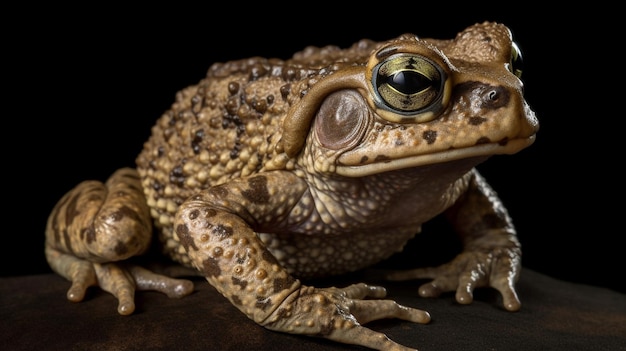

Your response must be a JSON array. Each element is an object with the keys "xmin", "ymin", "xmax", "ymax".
[
  {"xmin": 385, "ymin": 248, "xmax": 521, "ymax": 312},
  {"xmin": 46, "ymin": 247, "xmax": 195, "ymax": 315},
  {"xmin": 263, "ymin": 283, "xmax": 430, "ymax": 351}
]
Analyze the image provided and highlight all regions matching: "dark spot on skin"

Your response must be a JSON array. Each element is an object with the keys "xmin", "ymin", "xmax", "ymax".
[
  {"xmin": 230, "ymin": 141, "xmax": 241, "ymax": 159},
  {"xmin": 189, "ymin": 209, "xmax": 200, "ymax": 220},
  {"xmin": 422, "ymin": 130, "xmax": 437, "ymax": 144},
  {"xmin": 252, "ymin": 98, "xmax": 268, "ymax": 113},
  {"xmin": 255, "ymin": 297, "xmax": 272, "ymax": 311},
  {"xmin": 82, "ymin": 226, "xmax": 96, "ymax": 245},
  {"xmin": 360, "ymin": 156, "xmax": 369, "ymax": 164},
  {"xmin": 228, "ymin": 82, "xmax": 240, "ymax": 95},
  {"xmin": 202, "ymin": 257, "xmax": 221, "ymax": 278},
  {"xmin": 204, "ymin": 208, "xmax": 217, "ymax": 218},
  {"xmin": 266, "ymin": 95, "xmax": 274, "ymax": 105},
  {"xmin": 232, "ymin": 277, "xmax": 248, "ymax": 290},
  {"xmin": 222, "ymin": 117, "xmax": 230, "ymax": 129},
  {"xmin": 273, "ymin": 276, "xmax": 296, "ymax": 294},
  {"xmin": 64, "ymin": 192, "xmax": 81, "ymax": 228},
  {"xmin": 112, "ymin": 206, "xmax": 145, "ymax": 228},
  {"xmin": 212, "ymin": 224, "xmax": 233, "ymax": 238},
  {"xmin": 50, "ymin": 209, "xmax": 61, "ymax": 244},
  {"xmin": 236, "ymin": 123, "xmax": 246, "ymax": 136},
  {"xmin": 113, "ymin": 241, "xmax": 128, "ymax": 256},
  {"xmin": 249, "ymin": 63, "xmax": 268, "ymax": 81},
  {"xmin": 262, "ymin": 250, "xmax": 280, "ymax": 266},
  {"xmin": 223, "ymin": 111, "xmax": 242, "ymax": 129},
  {"xmin": 192, "ymin": 129, "xmax": 205, "ymax": 154},
  {"xmin": 63, "ymin": 229, "xmax": 75, "ymax": 254},
  {"xmin": 476, "ymin": 137, "xmax": 491, "ymax": 145},
  {"xmin": 282, "ymin": 68, "xmax": 297, "ymax": 81},
  {"xmin": 280, "ymin": 84, "xmax": 291, "ymax": 100},
  {"xmin": 209, "ymin": 186, "xmax": 229, "ymax": 199},
  {"xmin": 231, "ymin": 295, "xmax": 242, "ymax": 306},
  {"xmin": 498, "ymin": 137, "xmax": 509, "ymax": 146},
  {"xmin": 236, "ymin": 254, "xmax": 246, "ymax": 264},
  {"xmin": 170, "ymin": 165, "xmax": 185, "ymax": 187},
  {"xmin": 469, "ymin": 116, "xmax": 487, "ymax": 125},
  {"xmin": 374, "ymin": 155, "xmax": 391, "ymax": 162},
  {"xmin": 242, "ymin": 176, "xmax": 270, "ymax": 204},
  {"xmin": 176, "ymin": 224, "xmax": 199, "ymax": 252},
  {"xmin": 50, "ymin": 192, "xmax": 72, "ymax": 244}
]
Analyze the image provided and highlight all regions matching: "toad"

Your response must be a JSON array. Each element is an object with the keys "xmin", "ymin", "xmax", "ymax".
[{"xmin": 46, "ymin": 21, "xmax": 539, "ymax": 350}]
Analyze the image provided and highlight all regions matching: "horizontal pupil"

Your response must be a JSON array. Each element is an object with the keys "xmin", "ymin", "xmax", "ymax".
[{"xmin": 389, "ymin": 71, "xmax": 430, "ymax": 94}]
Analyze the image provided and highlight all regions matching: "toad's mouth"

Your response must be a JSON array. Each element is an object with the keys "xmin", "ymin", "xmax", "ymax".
[{"xmin": 335, "ymin": 135, "xmax": 535, "ymax": 177}]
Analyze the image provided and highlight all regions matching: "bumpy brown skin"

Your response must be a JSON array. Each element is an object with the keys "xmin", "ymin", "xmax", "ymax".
[{"xmin": 45, "ymin": 22, "xmax": 538, "ymax": 351}]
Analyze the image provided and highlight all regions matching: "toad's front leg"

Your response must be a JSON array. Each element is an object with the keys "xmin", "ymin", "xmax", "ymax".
[
  {"xmin": 387, "ymin": 170, "xmax": 522, "ymax": 312},
  {"xmin": 45, "ymin": 168, "xmax": 194, "ymax": 315},
  {"xmin": 176, "ymin": 172, "xmax": 430, "ymax": 351}
]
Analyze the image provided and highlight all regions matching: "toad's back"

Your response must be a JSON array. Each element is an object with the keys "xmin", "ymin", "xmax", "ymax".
[{"xmin": 135, "ymin": 39, "xmax": 391, "ymax": 265}]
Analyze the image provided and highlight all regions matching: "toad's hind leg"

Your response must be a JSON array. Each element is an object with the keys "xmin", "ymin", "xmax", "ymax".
[{"xmin": 45, "ymin": 168, "xmax": 194, "ymax": 315}]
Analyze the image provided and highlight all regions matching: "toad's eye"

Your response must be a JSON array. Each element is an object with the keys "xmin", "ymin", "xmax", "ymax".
[
  {"xmin": 372, "ymin": 53, "xmax": 445, "ymax": 117},
  {"xmin": 509, "ymin": 41, "xmax": 523, "ymax": 78}
]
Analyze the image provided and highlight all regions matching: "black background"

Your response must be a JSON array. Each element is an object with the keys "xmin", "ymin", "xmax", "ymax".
[{"xmin": 6, "ymin": 6, "xmax": 623, "ymax": 295}]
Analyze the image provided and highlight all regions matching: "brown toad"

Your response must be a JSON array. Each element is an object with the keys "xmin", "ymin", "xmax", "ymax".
[{"xmin": 45, "ymin": 22, "xmax": 539, "ymax": 351}]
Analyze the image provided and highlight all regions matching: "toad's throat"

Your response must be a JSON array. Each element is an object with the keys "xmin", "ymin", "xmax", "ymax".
[{"xmin": 336, "ymin": 136, "xmax": 535, "ymax": 177}]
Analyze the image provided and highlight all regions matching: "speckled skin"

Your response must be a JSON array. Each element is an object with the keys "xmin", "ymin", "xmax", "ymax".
[{"xmin": 45, "ymin": 22, "xmax": 538, "ymax": 351}]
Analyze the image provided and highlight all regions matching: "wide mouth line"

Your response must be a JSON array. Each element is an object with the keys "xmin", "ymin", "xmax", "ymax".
[{"xmin": 336, "ymin": 136, "xmax": 535, "ymax": 177}]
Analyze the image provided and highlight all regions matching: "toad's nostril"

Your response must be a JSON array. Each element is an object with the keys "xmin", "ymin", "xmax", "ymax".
[
  {"xmin": 488, "ymin": 90, "xmax": 499, "ymax": 100},
  {"xmin": 481, "ymin": 86, "xmax": 509, "ymax": 109}
]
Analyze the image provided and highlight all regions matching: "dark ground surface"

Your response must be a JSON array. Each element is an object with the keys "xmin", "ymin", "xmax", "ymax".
[{"xmin": 2, "ymin": 268, "xmax": 625, "ymax": 351}]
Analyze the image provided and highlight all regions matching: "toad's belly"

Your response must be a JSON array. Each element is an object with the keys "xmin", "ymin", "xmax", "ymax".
[{"xmin": 258, "ymin": 229, "xmax": 419, "ymax": 278}]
